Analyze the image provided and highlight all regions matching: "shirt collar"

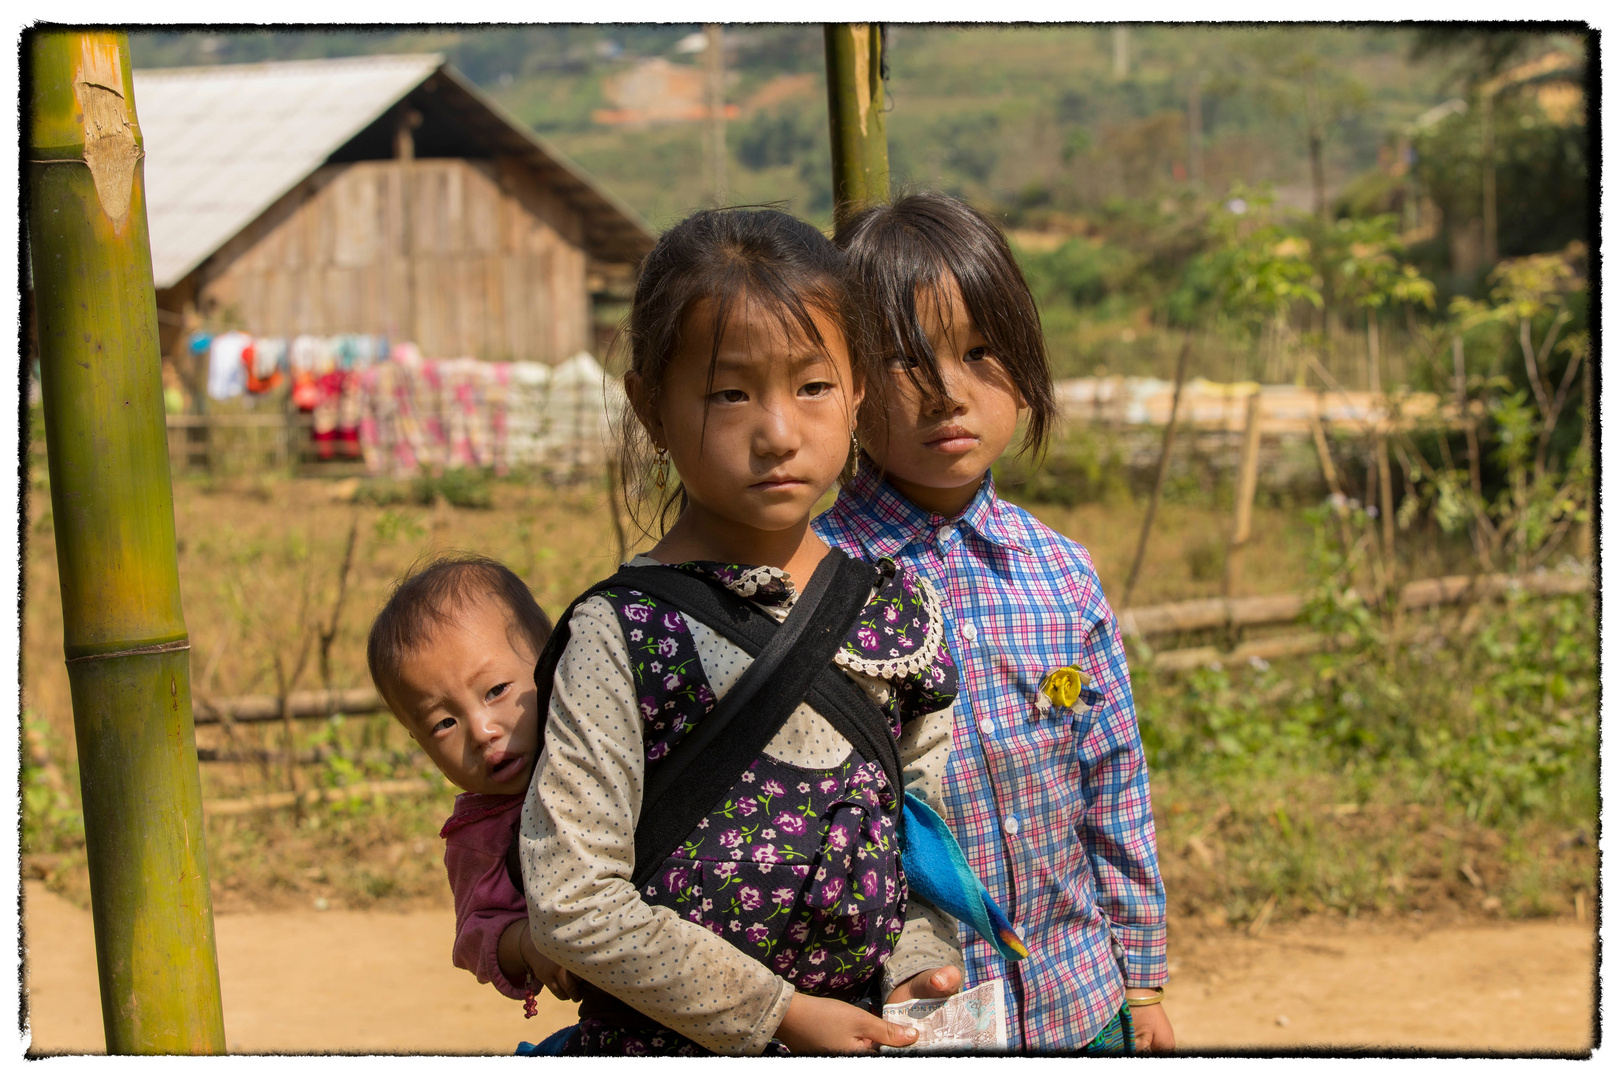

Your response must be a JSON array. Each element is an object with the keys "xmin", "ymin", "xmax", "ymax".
[{"xmin": 838, "ymin": 460, "xmax": 1033, "ymax": 557}]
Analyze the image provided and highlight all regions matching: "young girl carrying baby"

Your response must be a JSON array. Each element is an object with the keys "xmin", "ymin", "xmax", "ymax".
[
  {"xmin": 506, "ymin": 207, "xmax": 974, "ymax": 1055},
  {"xmin": 816, "ymin": 193, "xmax": 1175, "ymax": 1053}
]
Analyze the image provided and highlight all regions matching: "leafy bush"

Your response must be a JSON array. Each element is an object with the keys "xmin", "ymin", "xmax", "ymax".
[
  {"xmin": 414, "ymin": 469, "xmax": 494, "ymax": 510},
  {"xmin": 1019, "ymin": 237, "xmax": 1143, "ymax": 311},
  {"xmin": 355, "ymin": 470, "xmax": 494, "ymax": 511},
  {"xmin": 735, "ymin": 104, "xmax": 819, "ymax": 171},
  {"xmin": 352, "ymin": 478, "xmax": 410, "ymax": 506},
  {"xmin": 1139, "ymin": 503, "xmax": 1596, "ymax": 828},
  {"xmin": 993, "ymin": 426, "xmax": 1129, "ymax": 506}
]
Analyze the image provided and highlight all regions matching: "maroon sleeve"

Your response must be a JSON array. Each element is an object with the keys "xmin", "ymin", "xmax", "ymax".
[{"xmin": 444, "ymin": 812, "xmax": 532, "ymax": 1002}]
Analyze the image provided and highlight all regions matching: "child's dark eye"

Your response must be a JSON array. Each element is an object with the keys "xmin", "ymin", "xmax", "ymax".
[
  {"xmin": 432, "ymin": 717, "xmax": 456, "ymax": 735},
  {"xmin": 965, "ymin": 346, "xmax": 990, "ymax": 363},
  {"xmin": 800, "ymin": 381, "xmax": 834, "ymax": 398},
  {"xmin": 887, "ymin": 354, "xmax": 919, "ymax": 371},
  {"xmin": 712, "ymin": 388, "xmax": 748, "ymax": 404},
  {"xmin": 485, "ymin": 682, "xmax": 511, "ymax": 704}
]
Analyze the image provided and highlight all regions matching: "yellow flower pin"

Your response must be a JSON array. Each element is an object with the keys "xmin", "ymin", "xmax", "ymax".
[{"xmin": 1039, "ymin": 665, "xmax": 1090, "ymax": 709}]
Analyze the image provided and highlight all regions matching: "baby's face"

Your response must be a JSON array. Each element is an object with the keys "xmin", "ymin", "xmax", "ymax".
[{"xmin": 391, "ymin": 598, "xmax": 541, "ymax": 796}]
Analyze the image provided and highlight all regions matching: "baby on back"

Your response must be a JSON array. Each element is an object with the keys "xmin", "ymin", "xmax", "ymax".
[{"xmin": 366, "ymin": 555, "xmax": 576, "ymax": 1011}]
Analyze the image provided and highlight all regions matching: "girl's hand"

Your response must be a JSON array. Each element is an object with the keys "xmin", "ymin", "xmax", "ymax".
[
  {"xmin": 1130, "ymin": 1002, "xmax": 1176, "ymax": 1052},
  {"xmin": 884, "ymin": 965, "xmax": 963, "ymax": 1003},
  {"xmin": 520, "ymin": 931, "xmax": 582, "ymax": 1001},
  {"xmin": 773, "ymin": 992, "xmax": 922, "ymax": 1054}
]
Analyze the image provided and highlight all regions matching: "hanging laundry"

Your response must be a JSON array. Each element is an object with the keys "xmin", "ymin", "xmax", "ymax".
[
  {"xmin": 312, "ymin": 371, "xmax": 346, "ymax": 459},
  {"xmin": 242, "ymin": 338, "xmax": 286, "ymax": 395},
  {"xmin": 290, "ymin": 336, "xmax": 329, "ymax": 410},
  {"xmin": 291, "ymin": 371, "xmax": 320, "ymax": 411},
  {"xmin": 505, "ymin": 361, "xmax": 552, "ymax": 467},
  {"xmin": 290, "ymin": 335, "xmax": 325, "ymax": 376},
  {"xmin": 360, "ymin": 362, "xmax": 420, "ymax": 476},
  {"xmin": 337, "ymin": 370, "xmax": 363, "ymax": 459},
  {"xmin": 206, "ymin": 331, "xmax": 251, "ymax": 400},
  {"xmin": 355, "ymin": 351, "xmax": 511, "ymax": 477},
  {"xmin": 254, "ymin": 338, "xmax": 287, "ymax": 382},
  {"xmin": 333, "ymin": 335, "xmax": 363, "ymax": 372}
]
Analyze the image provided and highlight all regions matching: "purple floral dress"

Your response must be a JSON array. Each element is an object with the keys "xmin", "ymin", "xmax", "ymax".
[{"xmin": 565, "ymin": 559, "xmax": 956, "ymax": 1056}]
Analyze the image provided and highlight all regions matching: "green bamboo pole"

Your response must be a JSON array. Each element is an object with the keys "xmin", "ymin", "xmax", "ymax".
[
  {"xmin": 27, "ymin": 30, "xmax": 226, "ymax": 1054},
  {"xmin": 824, "ymin": 23, "xmax": 889, "ymax": 226}
]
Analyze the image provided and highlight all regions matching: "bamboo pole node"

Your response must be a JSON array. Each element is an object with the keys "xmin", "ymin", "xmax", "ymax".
[{"xmin": 65, "ymin": 638, "xmax": 191, "ymax": 663}]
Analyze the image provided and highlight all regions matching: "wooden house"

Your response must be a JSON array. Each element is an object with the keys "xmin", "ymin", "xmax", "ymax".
[{"xmin": 134, "ymin": 54, "xmax": 654, "ymax": 374}]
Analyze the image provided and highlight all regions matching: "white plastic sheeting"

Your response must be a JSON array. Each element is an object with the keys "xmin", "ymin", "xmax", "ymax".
[{"xmin": 505, "ymin": 352, "xmax": 626, "ymax": 475}]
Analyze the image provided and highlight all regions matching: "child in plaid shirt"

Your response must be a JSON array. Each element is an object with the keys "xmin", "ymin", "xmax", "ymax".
[{"xmin": 815, "ymin": 193, "xmax": 1174, "ymax": 1052}]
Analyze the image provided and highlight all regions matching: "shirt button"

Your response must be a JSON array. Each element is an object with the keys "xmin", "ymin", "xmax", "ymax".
[
  {"xmin": 935, "ymin": 525, "xmax": 953, "ymax": 545},
  {"xmin": 962, "ymin": 623, "xmax": 978, "ymax": 642},
  {"xmin": 1003, "ymin": 815, "xmax": 1019, "ymax": 835},
  {"xmin": 978, "ymin": 719, "xmax": 995, "ymax": 736}
]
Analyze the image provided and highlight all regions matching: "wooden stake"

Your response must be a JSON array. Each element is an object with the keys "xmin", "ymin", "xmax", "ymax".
[
  {"xmin": 1222, "ymin": 390, "xmax": 1264, "ymax": 598},
  {"xmin": 1368, "ymin": 313, "xmax": 1395, "ymax": 578},
  {"xmin": 1377, "ymin": 435, "xmax": 1396, "ymax": 568},
  {"xmin": 1309, "ymin": 409, "xmax": 1354, "ymax": 553},
  {"xmin": 1121, "ymin": 335, "xmax": 1191, "ymax": 610},
  {"xmin": 1309, "ymin": 409, "xmax": 1343, "ymax": 497}
]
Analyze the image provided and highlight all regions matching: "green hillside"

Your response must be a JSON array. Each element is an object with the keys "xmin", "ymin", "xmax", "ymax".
[
  {"xmin": 128, "ymin": 25, "xmax": 1501, "ymax": 229},
  {"xmin": 128, "ymin": 26, "xmax": 1588, "ymax": 385}
]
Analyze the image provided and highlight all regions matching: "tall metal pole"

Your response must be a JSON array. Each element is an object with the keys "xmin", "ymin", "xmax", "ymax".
[
  {"xmin": 824, "ymin": 23, "xmax": 889, "ymax": 227},
  {"xmin": 1481, "ymin": 88, "xmax": 1498, "ymax": 267},
  {"xmin": 706, "ymin": 24, "xmax": 728, "ymax": 206},
  {"xmin": 26, "ymin": 29, "xmax": 226, "ymax": 1053}
]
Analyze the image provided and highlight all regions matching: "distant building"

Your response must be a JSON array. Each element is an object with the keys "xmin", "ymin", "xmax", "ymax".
[{"xmin": 134, "ymin": 54, "xmax": 654, "ymax": 374}]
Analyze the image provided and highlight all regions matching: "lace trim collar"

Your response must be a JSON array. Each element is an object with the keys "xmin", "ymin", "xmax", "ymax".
[{"xmin": 645, "ymin": 556, "xmax": 946, "ymax": 684}]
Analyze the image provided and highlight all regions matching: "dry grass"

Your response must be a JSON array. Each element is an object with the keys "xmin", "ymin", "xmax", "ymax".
[
  {"xmin": 24, "ymin": 469, "xmax": 1319, "ymax": 764},
  {"xmin": 29, "ymin": 462, "xmax": 1583, "ymax": 919},
  {"xmin": 24, "ymin": 472, "xmax": 631, "ymax": 757},
  {"xmin": 25, "ymin": 466, "xmax": 1324, "ymax": 913}
]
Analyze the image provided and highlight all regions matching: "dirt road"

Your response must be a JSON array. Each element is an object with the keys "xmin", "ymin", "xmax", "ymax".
[{"xmin": 22, "ymin": 883, "xmax": 1595, "ymax": 1055}]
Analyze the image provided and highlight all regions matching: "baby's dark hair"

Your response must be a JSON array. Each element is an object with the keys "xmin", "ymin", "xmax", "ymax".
[
  {"xmin": 834, "ymin": 191, "xmax": 1058, "ymax": 456},
  {"xmin": 616, "ymin": 206, "xmax": 872, "ymax": 531},
  {"xmin": 366, "ymin": 554, "xmax": 553, "ymax": 719}
]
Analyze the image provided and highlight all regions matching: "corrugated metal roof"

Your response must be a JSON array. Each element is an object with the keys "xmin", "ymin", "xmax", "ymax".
[{"xmin": 134, "ymin": 54, "xmax": 445, "ymax": 289}]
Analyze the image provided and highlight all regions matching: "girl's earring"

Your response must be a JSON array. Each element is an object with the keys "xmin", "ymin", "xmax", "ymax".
[
  {"xmin": 849, "ymin": 429, "xmax": 860, "ymax": 461},
  {"xmin": 653, "ymin": 448, "xmax": 670, "ymax": 492}
]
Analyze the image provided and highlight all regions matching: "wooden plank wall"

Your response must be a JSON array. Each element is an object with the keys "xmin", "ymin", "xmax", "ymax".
[{"xmin": 199, "ymin": 158, "xmax": 590, "ymax": 363}]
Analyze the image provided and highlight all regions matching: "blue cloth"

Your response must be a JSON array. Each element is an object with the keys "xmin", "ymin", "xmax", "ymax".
[
  {"xmin": 902, "ymin": 793, "xmax": 1027, "ymax": 963},
  {"xmin": 517, "ymin": 1024, "xmax": 577, "ymax": 1056}
]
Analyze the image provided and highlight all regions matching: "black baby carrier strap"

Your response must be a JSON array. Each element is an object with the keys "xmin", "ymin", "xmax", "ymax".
[{"xmin": 504, "ymin": 548, "xmax": 902, "ymax": 894}]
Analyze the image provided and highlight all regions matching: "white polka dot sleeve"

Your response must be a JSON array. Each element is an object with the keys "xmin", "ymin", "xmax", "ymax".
[
  {"xmin": 883, "ymin": 698, "xmax": 964, "ymax": 1000},
  {"xmin": 518, "ymin": 596, "xmax": 794, "ymax": 1055}
]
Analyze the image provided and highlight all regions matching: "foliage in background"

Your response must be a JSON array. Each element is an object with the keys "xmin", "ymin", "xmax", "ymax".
[
  {"xmin": 1403, "ymin": 243, "xmax": 1590, "ymax": 572},
  {"xmin": 1139, "ymin": 501, "xmax": 1595, "ymax": 923}
]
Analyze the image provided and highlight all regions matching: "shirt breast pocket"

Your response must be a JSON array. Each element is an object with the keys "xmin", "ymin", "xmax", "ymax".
[{"xmin": 980, "ymin": 698, "xmax": 1082, "ymax": 794}]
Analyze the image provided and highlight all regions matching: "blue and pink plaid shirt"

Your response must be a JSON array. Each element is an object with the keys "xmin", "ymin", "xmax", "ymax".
[{"xmin": 816, "ymin": 465, "xmax": 1168, "ymax": 1049}]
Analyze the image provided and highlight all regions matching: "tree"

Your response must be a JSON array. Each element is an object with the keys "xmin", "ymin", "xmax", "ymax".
[{"xmin": 1245, "ymin": 29, "xmax": 1370, "ymax": 222}]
